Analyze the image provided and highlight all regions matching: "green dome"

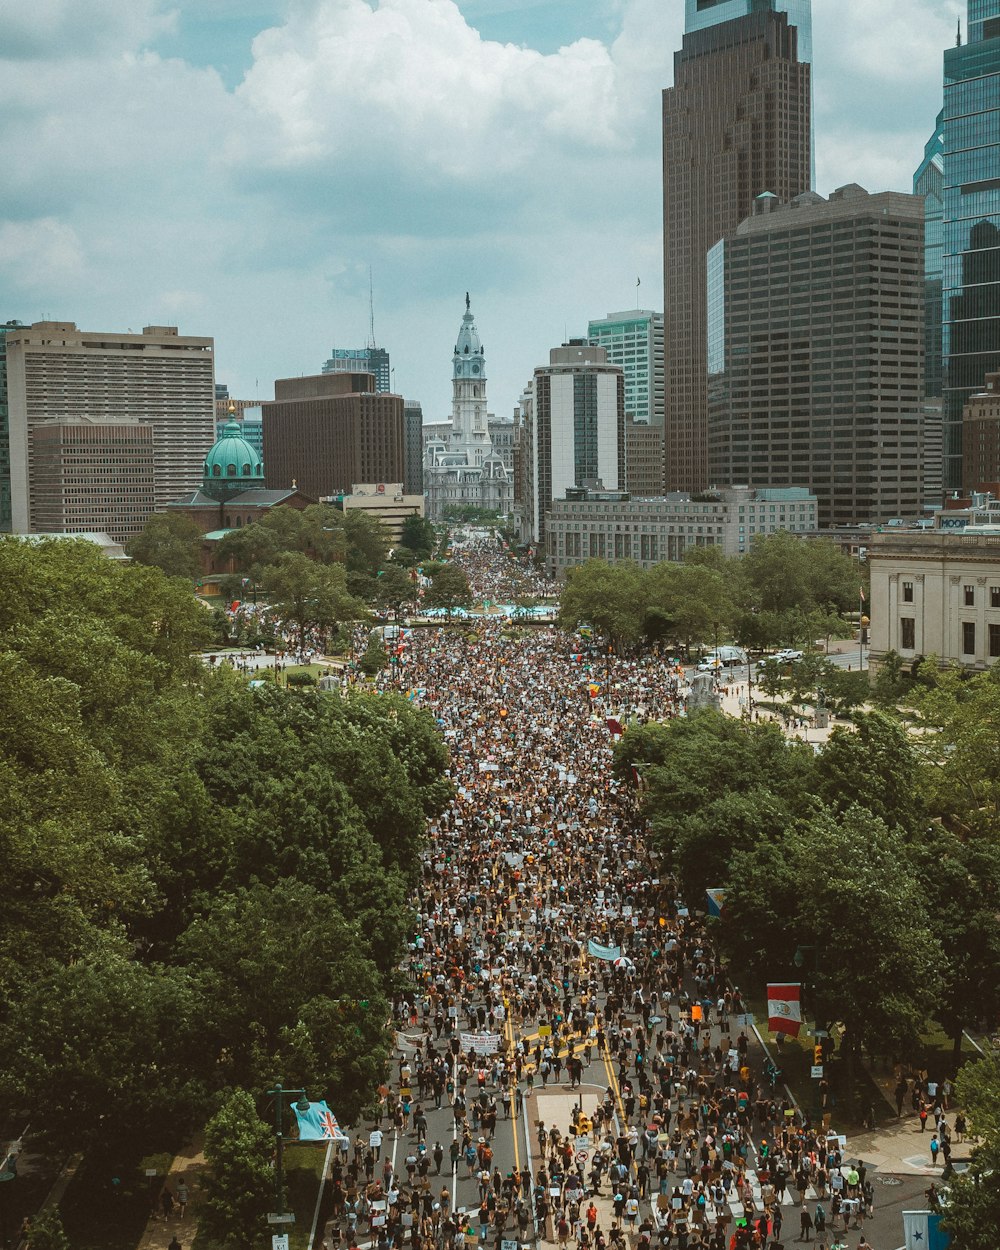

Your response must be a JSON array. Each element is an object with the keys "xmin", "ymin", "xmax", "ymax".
[{"xmin": 203, "ymin": 420, "xmax": 264, "ymax": 501}]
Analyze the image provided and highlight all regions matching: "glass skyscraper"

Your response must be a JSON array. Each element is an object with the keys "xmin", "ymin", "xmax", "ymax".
[
  {"xmin": 685, "ymin": 0, "xmax": 812, "ymax": 63},
  {"xmin": 942, "ymin": 0, "xmax": 1000, "ymax": 490}
]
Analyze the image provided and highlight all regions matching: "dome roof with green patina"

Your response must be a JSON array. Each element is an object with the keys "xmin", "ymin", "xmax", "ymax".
[{"xmin": 203, "ymin": 420, "xmax": 265, "ymax": 501}]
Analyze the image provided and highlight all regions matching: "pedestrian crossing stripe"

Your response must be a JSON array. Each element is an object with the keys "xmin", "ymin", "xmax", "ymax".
[{"xmin": 708, "ymin": 1170, "xmax": 817, "ymax": 1216}]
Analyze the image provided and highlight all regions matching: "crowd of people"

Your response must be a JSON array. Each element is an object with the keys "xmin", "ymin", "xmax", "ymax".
[{"xmin": 309, "ymin": 538, "xmax": 881, "ymax": 1250}]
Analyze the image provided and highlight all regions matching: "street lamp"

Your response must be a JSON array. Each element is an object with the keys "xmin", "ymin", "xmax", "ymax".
[{"xmin": 267, "ymin": 1084, "xmax": 311, "ymax": 1218}]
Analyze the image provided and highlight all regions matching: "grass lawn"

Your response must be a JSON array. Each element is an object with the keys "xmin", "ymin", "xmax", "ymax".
[{"xmin": 59, "ymin": 1152, "xmax": 173, "ymax": 1250}]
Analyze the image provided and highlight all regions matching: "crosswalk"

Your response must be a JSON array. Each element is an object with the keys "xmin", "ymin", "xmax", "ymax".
[{"xmin": 672, "ymin": 1169, "xmax": 819, "ymax": 1219}]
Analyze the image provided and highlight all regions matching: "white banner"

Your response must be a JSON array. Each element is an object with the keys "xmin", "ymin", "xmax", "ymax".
[{"xmin": 460, "ymin": 1031, "xmax": 502, "ymax": 1055}]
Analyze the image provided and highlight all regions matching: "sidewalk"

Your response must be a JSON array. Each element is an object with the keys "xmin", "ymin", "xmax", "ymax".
[
  {"xmin": 136, "ymin": 1138, "xmax": 206, "ymax": 1250},
  {"xmin": 847, "ymin": 1112, "xmax": 966, "ymax": 1178}
]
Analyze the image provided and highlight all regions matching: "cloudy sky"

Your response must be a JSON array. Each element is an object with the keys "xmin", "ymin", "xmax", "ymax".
[{"xmin": 1, "ymin": 0, "xmax": 963, "ymax": 421}]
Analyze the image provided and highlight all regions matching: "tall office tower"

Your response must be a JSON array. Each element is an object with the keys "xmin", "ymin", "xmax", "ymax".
[
  {"xmin": 587, "ymin": 310, "xmax": 665, "ymax": 426},
  {"xmin": 519, "ymin": 341, "xmax": 625, "ymax": 545},
  {"xmin": 31, "ymin": 418, "xmax": 156, "ymax": 542},
  {"xmin": 914, "ymin": 113, "xmax": 946, "ymax": 503},
  {"xmin": 0, "ymin": 320, "xmax": 26, "ymax": 531},
  {"xmin": 321, "ymin": 346, "xmax": 391, "ymax": 393},
  {"xmin": 662, "ymin": 1, "xmax": 811, "ymax": 491},
  {"xmin": 707, "ymin": 185, "xmax": 926, "ymax": 528},
  {"xmin": 6, "ymin": 322, "xmax": 215, "ymax": 535},
  {"xmin": 263, "ymin": 372, "xmax": 404, "ymax": 500},
  {"xmin": 942, "ymin": 2, "xmax": 1000, "ymax": 490},
  {"xmin": 403, "ymin": 400, "xmax": 424, "ymax": 496}
]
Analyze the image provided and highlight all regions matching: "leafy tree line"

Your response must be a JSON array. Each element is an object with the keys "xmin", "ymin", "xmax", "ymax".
[
  {"xmin": 0, "ymin": 537, "xmax": 450, "ymax": 1172},
  {"xmin": 615, "ymin": 701, "xmax": 1000, "ymax": 1065},
  {"xmin": 558, "ymin": 531, "xmax": 861, "ymax": 654}
]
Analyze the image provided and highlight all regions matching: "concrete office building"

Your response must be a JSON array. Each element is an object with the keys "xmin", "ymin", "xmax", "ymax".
[
  {"xmin": 963, "ymin": 371, "xmax": 1000, "ymax": 488},
  {"xmin": 339, "ymin": 483, "xmax": 425, "ymax": 543},
  {"xmin": 942, "ymin": 1, "xmax": 1000, "ymax": 489},
  {"xmin": 403, "ymin": 401, "xmax": 424, "ymax": 497},
  {"xmin": 545, "ymin": 484, "xmax": 817, "ymax": 578},
  {"xmin": 30, "ymin": 418, "xmax": 156, "ymax": 543},
  {"xmin": 868, "ymin": 526, "xmax": 1000, "ymax": 675},
  {"xmin": 587, "ymin": 310, "xmax": 664, "ymax": 428},
  {"xmin": 321, "ymin": 346, "xmax": 391, "ymax": 394},
  {"xmin": 5, "ymin": 322, "xmax": 215, "ymax": 536},
  {"xmin": 0, "ymin": 320, "xmax": 25, "ymax": 531},
  {"xmin": 662, "ymin": 1, "xmax": 811, "ymax": 492},
  {"xmin": 518, "ymin": 341, "xmax": 624, "ymax": 546},
  {"xmin": 263, "ymin": 372, "xmax": 405, "ymax": 501},
  {"xmin": 707, "ymin": 185, "xmax": 926, "ymax": 527},
  {"xmin": 624, "ymin": 421, "xmax": 666, "ymax": 498}
]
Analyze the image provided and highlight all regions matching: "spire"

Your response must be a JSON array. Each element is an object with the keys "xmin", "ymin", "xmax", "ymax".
[
  {"xmin": 957, "ymin": 17, "xmax": 962, "ymax": 46},
  {"xmin": 465, "ymin": 291, "xmax": 470, "ymax": 312}
]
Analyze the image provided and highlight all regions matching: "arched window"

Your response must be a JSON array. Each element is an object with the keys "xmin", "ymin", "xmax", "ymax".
[
  {"xmin": 225, "ymin": 514, "xmax": 231, "ymax": 527},
  {"xmin": 227, "ymin": 463, "xmax": 237, "ymax": 477},
  {"xmin": 212, "ymin": 464, "xmax": 221, "ymax": 477},
  {"xmin": 242, "ymin": 463, "xmax": 251, "ymax": 476},
  {"xmin": 236, "ymin": 516, "xmax": 243, "ymax": 527}
]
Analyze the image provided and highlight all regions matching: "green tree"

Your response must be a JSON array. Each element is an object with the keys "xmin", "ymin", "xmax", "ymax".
[
  {"xmin": 424, "ymin": 564, "xmax": 473, "ymax": 616},
  {"xmin": 201, "ymin": 1089, "xmax": 274, "ymax": 1250},
  {"xmin": 398, "ymin": 514, "xmax": 436, "ymax": 560},
  {"xmin": 941, "ymin": 1053, "xmax": 1000, "ymax": 1250},
  {"xmin": 26, "ymin": 1208, "xmax": 70, "ymax": 1250},
  {"xmin": 343, "ymin": 511, "xmax": 389, "ymax": 578},
  {"xmin": 359, "ymin": 634, "xmax": 389, "ymax": 677},
  {"xmin": 126, "ymin": 512, "xmax": 203, "ymax": 579},
  {"xmin": 722, "ymin": 807, "xmax": 943, "ymax": 1062},
  {"xmin": 558, "ymin": 560, "xmax": 644, "ymax": 650},
  {"xmin": 374, "ymin": 565, "xmax": 415, "ymax": 621},
  {"xmin": 261, "ymin": 553, "xmax": 366, "ymax": 650},
  {"xmin": 813, "ymin": 711, "xmax": 923, "ymax": 834},
  {"xmin": 644, "ymin": 561, "xmax": 730, "ymax": 653}
]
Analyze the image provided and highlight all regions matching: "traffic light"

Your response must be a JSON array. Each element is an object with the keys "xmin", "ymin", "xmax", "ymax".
[{"xmin": 814, "ymin": 1044, "xmax": 824, "ymax": 1066}]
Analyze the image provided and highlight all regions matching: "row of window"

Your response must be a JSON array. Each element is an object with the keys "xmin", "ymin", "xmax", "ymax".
[{"xmin": 902, "ymin": 581, "xmax": 1000, "ymax": 607}]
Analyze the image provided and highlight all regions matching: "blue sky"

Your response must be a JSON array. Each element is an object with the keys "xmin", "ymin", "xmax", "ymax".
[{"xmin": 0, "ymin": 0, "xmax": 964, "ymax": 423}]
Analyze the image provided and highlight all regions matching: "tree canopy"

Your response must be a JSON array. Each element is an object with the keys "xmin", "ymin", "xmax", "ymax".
[{"xmin": 0, "ymin": 536, "xmax": 449, "ymax": 1162}]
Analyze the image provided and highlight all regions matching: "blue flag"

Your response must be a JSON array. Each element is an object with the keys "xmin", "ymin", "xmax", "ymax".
[
  {"xmin": 706, "ymin": 888, "xmax": 726, "ymax": 918},
  {"xmin": 294, "ymin": 1100, "xmax": 346, "ymax": 1141}
]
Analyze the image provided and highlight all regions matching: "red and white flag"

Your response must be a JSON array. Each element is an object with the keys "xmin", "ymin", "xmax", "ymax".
[{"xmin": 767, "ymin": 984, "xmax": 802, "ymax": 1037}]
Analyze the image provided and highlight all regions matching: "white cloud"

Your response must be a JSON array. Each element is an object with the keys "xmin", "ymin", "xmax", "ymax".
[
  {"xmin": 0, "ymin": 0, "xmax": 966, "ymax": 422},
  {"xmin": 0, "ymin": 218, "xmax": 85, "ymax": 290}
]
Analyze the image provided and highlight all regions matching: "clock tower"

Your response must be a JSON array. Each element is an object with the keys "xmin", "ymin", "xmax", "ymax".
[{"xmin": 451, "ymin": 292, "xmax": 490, "ymax": 464}]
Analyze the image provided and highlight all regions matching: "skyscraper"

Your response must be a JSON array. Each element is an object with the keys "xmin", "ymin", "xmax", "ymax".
[
  {"xmin": 0, "ymin": 320, "xmax": 25, "ymax": 531},
  {"xmin": 321, "ymin": 346, "xmax": 391, "ymax": 393},
  {"xmin": 5, "ymin": 322, "xmax": 215, "ymax": 535},
  {"xmin": 915, "ymin": 113, "xmax": 946, "ymax": 504},
  {"xmin": 518, "ymin": 341, "xmax": 625, "ymax": 545},
  {"xmin": 942, "ymin": 2, "xmax": 1000, "ymax": 490},
  {"xmin": 662, "ymin": 1, "xmax": 811, "ymax": 492},
  {"xmin": 587, "ymin": 310, "xmax": 664, "ymax": 426},
  {"xmin": 707, "ymin": 185, "xmax": 926, "ymax": 528}
]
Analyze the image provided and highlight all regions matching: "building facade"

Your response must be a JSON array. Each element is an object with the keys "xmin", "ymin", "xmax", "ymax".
[
  {"xmin": 624, "ymin": 420, "xmax": 665, "ymax": 497},
  {"xmin": 30, "ymin": 418, "xmax": 156, "ymax": 542},
  {"xmin": 0, "ymin": 320, "xmax": 25, "ymax": 531},
  {"xmin": 707, "ymin": 185, "xmax": 926, "ymax": 527},
  {"xmin": 662, "ymin": 2, "xmax": 811, "ymax": 492},
  {"xmin": 5, "ymin": 322, "xmax": 215, "ymax": 536},
  {"xmin": 403, "ymin": 401, "xmax": 424, "ymax": 497},
  {"xmin": 914, "ymin": 113, "xmax": 946, "ymax": 505},
  {"xmin": 424, "ymin": 296, "xmax": 512, "ymax": 521},
  {"xmin": 263, "ymin": 372, "xmax": 405, "ymax": 500},
  {"xmin": 340, "ymin": 483, "xmax": 425, "ymax": 542},
  {"xmin": 941, "ymin": 1, "xmax": 1000, "ymax": 489},
  {"xmin": 519, "ymin": 341, "xmax": 625, "ymax": 545},
  {"xmin": 963, "ymin": 371, "xmax": 1000, "ymax": 488},
  {"xmin": 587, "ymin": 310, "xmax": 664, "ymax": 428},
  {"xmin": 321, "ymin": 346, "xmax": 391, "ymax": 393},
  {"xmin": 868, "ymin": 527, "xmax": 1000, "ymax": 674},
  {"xmin": 545, "ymin": 485, "xmax": 818, "ymax": 578}
]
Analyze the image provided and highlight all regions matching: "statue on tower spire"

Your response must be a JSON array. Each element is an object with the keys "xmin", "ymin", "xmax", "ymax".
[{"xmin": 465, "ymin": 291, "xmax": 470, "ymax": 312}]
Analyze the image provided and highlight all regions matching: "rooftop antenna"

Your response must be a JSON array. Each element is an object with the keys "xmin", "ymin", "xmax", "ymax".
[
  {"xmin": 957, "ymin": 18, "xmax": 962, "ymax": 45},
  {"xmin": 367, "ymin": 265, "xmax": 376, "ymax": 349}
]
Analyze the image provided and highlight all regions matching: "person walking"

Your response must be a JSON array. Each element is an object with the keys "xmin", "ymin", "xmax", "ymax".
[{"xmin": 798, "ymin": 1202, "xmax": 814, "ymax": 1241}]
